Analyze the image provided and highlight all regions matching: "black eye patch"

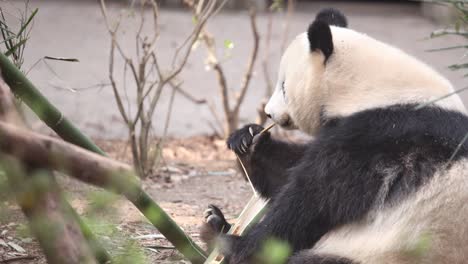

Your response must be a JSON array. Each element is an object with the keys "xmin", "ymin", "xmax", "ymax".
[{"xmin": 281, "ymin": 81, "xmax": 287, "ymax": 101}]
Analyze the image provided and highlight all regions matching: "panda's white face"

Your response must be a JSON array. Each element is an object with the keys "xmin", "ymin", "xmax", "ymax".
[
  {"xmin": 263, "ymin": 45, "xmax": 298, "ymax": 130},
  {"xmin": 265, "ymin": 23, "xmax": 466, "ymax": 136},
  {"xmin": 264, "ymin": 33, "xmax": 327, "ymax": 135}
]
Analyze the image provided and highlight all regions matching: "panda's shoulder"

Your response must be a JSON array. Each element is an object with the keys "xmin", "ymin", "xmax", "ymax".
[{"xmin": 309, "ymin": 104, "xmax": 468, "ymax": 162}]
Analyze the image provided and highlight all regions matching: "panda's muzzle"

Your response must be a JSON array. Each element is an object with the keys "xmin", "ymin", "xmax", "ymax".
[{"xmin": 276, "ymin": 115, "xmax": 297, "ymax": 130}]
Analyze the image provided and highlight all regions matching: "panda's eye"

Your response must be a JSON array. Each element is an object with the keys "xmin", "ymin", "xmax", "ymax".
[{"xmin": 281, "ymin": 81, "xmax": 286, "ymax": 97}]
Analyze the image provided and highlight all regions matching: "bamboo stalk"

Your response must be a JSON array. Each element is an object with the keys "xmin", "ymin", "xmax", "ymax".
[
  {"xmin": 0, "ymin": 76, "xmax": 102, "ymax": 264},
  {"xmin": 0, "ymin": 52, "xmax": 105, "ymax": 155},
  {"xmin": 2, "ymin": 157, "xmax": 98, "ymax": 264},
  {"xmin": 0, "ymin": 53, "xmax": 206, "ymax": 262},
  {"xmin": 0, "ymin": 120, "xmax": 207, "ymax": 263}
]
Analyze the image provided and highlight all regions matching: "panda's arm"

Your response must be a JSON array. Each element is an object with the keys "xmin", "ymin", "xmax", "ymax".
[
  {"xmin": 222, "ymin": 136, "xmax": 385, "ymax": 263},
  {"xmin": 227, "ymin": 124, "xmax": 307, "ymax": 199}
]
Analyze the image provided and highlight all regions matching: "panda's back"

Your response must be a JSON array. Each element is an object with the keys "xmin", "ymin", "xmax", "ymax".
[
  {"xmin": 309, "ymin": 104, "xmax": 468, "ymax": 264},
  {"xmin": 313, "ymin": 159, "xmax": 468, "ymax": 264},
  {"xmin": 322, "ymin": 27, "xmax": 467, "ymax": 116}
]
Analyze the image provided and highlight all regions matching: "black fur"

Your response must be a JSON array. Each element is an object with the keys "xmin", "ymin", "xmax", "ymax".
[
  {"xmin": 308, "ymin": 20, "xmax": 333, "ymax": 62},
  {"xmin": 201, "ymin": 205, "xmax": 231, "ymax": 250},
  {"xmin": 289, "ymin": 252, "xmax": 357, "ymax": 264},
  {"xmin": 205, "ymin": 204, "xmax": 231, "ymax": 233},
  {"xmin": 227, "ymin": 124, "xmax": 307, "ymax": 198},
  {"xmin": 315, "ymin": 8, "xmax": 348, "ymax": 28},
  {"xmin": 208, "ymin": 104, "xmax": 468, "ymax": 264}
]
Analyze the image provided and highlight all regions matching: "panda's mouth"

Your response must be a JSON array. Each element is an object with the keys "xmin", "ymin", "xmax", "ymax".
[{"xmin": 277, "ymin": 116, "xmax": 297, "ymax": 130}]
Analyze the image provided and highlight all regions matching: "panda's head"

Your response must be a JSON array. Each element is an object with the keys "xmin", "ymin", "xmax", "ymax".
[{"xmin": 264, "ymin": 8, "xmax": 466, "ymax": 135}]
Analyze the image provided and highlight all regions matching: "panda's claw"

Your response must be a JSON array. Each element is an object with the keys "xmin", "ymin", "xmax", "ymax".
[
  {"xmin": 203, "ymin": 205, "xmax": 229, "ymax": 234},
  {"xmin": 242, "ymin": 138, "xmax": 249, "ymax": 147},
  {"xmin": 227, "ymin": 124, "xmax": 269, "ymax": 156},
  {"xmin": 204, "ymin": 209, "xmax": 212, "ymax": 218}
]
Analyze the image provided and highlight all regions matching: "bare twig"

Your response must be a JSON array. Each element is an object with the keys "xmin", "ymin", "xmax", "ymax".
[
  {"xmin": 170, "ymin": 81, "xmax": 207, "ymax": 104},
  {"xmin": 99, "ymin": 0, "xmax": 221, "ymax": 177},
  {"xmin": 280, "ymin": 0, "xmax": 294, "ymax": 53},
  {"xmin": 0, "ymin": 255, "xmax": 38, "ymax": 263},
  {"xmin": 192, "ymin": 1, "xmax": 260, "ymax": 136},
  {"xmin": 233, "ymin": 8, "xmax": 259, "ymax": 115},
  {"xmin": 262, "ymin": 10, "xmax": 274, "ymax": 97}
]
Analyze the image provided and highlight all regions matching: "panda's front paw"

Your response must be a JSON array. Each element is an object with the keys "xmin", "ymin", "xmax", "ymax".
[
  {"xmin": 204, "ymin": 204, "xmax": 230, "ymax": 234},
  {"xmin": 200, "ymin": 205, "xmax": 231, "ymax": 247},
  {"xmin": 227, "ymin": 124, "xmax": 270, "ymax": 155}
]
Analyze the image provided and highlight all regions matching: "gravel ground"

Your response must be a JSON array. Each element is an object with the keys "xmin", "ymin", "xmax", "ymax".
[{"xmin": 3, "ymin": 0, "xmax": 467, "ymax": 138}]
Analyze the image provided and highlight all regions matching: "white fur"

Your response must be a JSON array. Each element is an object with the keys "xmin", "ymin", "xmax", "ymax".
[
  {"xmin": 312, "ymin": 159, "xmax": 468, "ymax": 264},
  {"xmin": 265, "ymin": 25, "xmax": 468, "ymax": 263},
  {"xmin": 265, "ymin": 26, "xmax": 466, "ymax": 135}
]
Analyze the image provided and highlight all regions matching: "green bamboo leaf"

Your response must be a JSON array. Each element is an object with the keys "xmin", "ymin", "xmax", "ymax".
[
  {"xmin": 0, "ymin": 23, "xmax": 15, "ymax": 36},
  {"xmin": 448, "ymin": 63, "xmax": 468, "ymax": 70},
  {"xmin": 415, "ymin": 86, "xmax": 468, "ymax": 109},
  {"xmin": 4, "ymin": 38, "xmax": 28, "ymax": 57},
  {"xmin": 44, "ymin": 56, "xmax": 79, "ymax": 62},
  {"xmin": 16, "ymin": 8, "xmax": 38, "ymax": 37},
  {"xmin": 426, "ymin": 45, "xmax": 468, "ymax": 52},
  {"xmin": 0, "ymin": 35, "xmax": 15, "ymax": 45},
  {"xmin": 257, "ymin": 238, "xmax": 291, "ymax": 264},
  {"xmin": 224, "ymin": 39, "xmax": 234, "ymax": 49}
]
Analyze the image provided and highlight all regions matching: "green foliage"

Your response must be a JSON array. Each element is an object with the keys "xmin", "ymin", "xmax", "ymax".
[
  {"xmin": 403, "ymin": 232, "xmax": 432, "ymax": 258},
  {"xmin": 86, "ymin": 190, "xmax": 120, "ymax": 216},
  {"xmin": 256, "ymin": 238, "xmax": 291, "ymax": 264},
  {"xmin": 269, "ymin": 0, "xmax": 285, "ymax": 11},
  {"xmin": 15, "ymin": 223, "xmax": 31, "ymax": 238},
  {"xmin": 0, "ymin": 2, "xmax": 38, "ymax": 68},
  {"xmin": 114, "ymin": 241, "xmax": 147, "ymax": 264},
  {"xmin": 0, "ymin": 169, "xmax": 8, "ymax": 199},
  {"xmin": 427, "ymin": 0, "xmax": 468, "ymax": 76},
  {"xmin": 224, "ymin": 39, "xmax": 234, "ymax": 49}
]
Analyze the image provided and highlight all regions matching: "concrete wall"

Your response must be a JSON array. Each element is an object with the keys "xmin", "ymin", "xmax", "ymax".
[{"xmin": 421, "ymin": 3, "xmax": 458, "ymax": 24}]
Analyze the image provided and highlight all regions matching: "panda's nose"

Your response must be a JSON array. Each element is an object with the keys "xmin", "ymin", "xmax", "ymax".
[{"xmin": 266, "ymin": 113, "xmax": 272, "ymax": 119}]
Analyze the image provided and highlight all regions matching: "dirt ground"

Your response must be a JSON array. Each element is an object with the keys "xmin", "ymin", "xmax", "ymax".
[{"xmin": 0, "ymin": 136, "xmax": 253, "ymax": 263}]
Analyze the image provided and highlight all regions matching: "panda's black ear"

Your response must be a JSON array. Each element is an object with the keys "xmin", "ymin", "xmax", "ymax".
[
  {"xmin": 315, "ymin": 8, "xmax": 348, "ymax": 28},
  {"xmin": 307, "ymin": 20, "xmax": 333, "ymax": 62}
]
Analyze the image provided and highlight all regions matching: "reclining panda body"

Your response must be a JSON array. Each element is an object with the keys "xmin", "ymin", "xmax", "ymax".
[{"xmin": 202, "ymin": 9, "xmax": 468, "ymax": 264}]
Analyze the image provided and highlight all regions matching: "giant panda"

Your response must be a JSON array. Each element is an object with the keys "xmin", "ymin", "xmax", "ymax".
[{"xmin": 201, "ymin": 8, "xmax": 468, "ymax": 264}]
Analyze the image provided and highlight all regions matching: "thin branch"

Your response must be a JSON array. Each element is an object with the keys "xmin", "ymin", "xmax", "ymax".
[
  {"xmin": 262, "ymin": 10, "xmax": 274, "ymax": 96},
  {"xmin": 206, "ymin": 100, "xmax": 224, "ymax": 134},
  {"xmin": 212, "ymin": 62, "xmax": 231, "ymax": 117},
  {"xmin": 280, "ymin": 0, "xmax": 294, "ymax": 53},
  {"xmin": 108, "ymin": 38, "xmax": 129, "ymax": 124},
  {"xmin": 162, "ymin": 0, "xmax": 219, "ymax": 83},
  {"xmin": 233, "ymin": 7, "xmax": 260, "ymax": 114},
  {"xmin": 163, "ymin": 86, "xmax": 177, "ymax": 138},
  {"xmin": 169, "ymin": 81, "xmax": 207, "ymax": 104}
]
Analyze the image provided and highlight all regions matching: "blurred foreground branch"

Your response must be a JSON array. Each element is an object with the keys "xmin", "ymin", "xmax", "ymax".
[
  {"xmin": 0, "ymin": 45, "xmax": 206, "ymax": 263},
  {"xmin": 0, "ymin": 76, "xmax": 99, "ymax": 264}
]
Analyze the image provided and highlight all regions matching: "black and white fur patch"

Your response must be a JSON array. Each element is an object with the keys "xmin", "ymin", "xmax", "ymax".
[
  {"xmin": 308, "ymin": 9, "xmax": 346, "ymax": 62},
  {"xmin": 203, "ymin": 104, "xmax": 468, "ymax": 263},
  {"xmin": 308, "ymin": 20, "xmax": 334, "ymax": 61},
  {"xmin": 316, "ymin": 8, "xmax": 348, "ymax": 28}
]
